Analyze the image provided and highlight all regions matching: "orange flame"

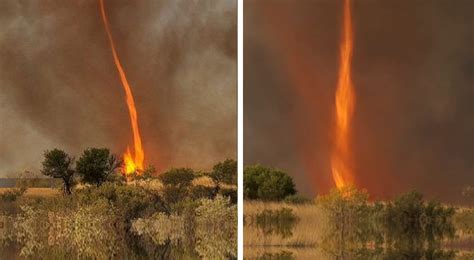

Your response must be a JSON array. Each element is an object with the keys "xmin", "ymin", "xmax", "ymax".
[
  {"xmin": 331, "ymin": 0, "xmax": 355, "ymax": 189},
  {"xmin": 99, "ymin": 0, "xmax": 144, "ymax": 175}
]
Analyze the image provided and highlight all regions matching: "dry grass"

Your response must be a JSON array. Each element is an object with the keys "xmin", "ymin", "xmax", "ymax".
[
  {"xmin": 192, "ymin": 176, "xmax": 236, "ymax": 190},
  {"xmin": 192, "ymin": 176, "xmax": 215, "ymax": 187},
  {"xmin": 244, "ymin": 201, "xmax": 328, "ymax": 247}
]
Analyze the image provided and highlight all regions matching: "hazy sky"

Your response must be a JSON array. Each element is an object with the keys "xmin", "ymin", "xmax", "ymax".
[
  {"xmin": 0, "ymin": 0, "xmax": 236, "ymax": 176},
  {"xmin": 245, "ymin": 0, "xmax": 473, "ymax": 203}
]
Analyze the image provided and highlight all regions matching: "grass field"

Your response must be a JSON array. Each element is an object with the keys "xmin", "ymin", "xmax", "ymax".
[
  {"xmin": 244, "ymin": 201, "xmax": 474, "ymax": 248},
  {"xmin": 0, "ymin": 176, "xmax": 236, "ymax": 199},
  {"xmin": 244, "ymin": 201, "xmax": 327, "ymax": 247}
]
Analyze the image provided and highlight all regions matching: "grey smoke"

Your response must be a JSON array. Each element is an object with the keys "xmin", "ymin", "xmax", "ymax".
[
  {"xmin": 245, "ymin": 0, "xmax": 473, "ymax": 203},
  {"xmin": 0, "ymin": 0, "xmax": 236, "ymax": 175}
]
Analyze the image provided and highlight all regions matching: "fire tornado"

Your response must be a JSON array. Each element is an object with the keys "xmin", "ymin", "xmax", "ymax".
[
  {"xmin": 99, "ymin": 0, "xmax": 144, "ymax": 175},
  {"xmin": 331, "ymin": 0, "xmax": 355, "ymax": 189}
]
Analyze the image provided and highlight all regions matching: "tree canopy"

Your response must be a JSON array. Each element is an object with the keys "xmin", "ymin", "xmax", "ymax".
[
  {"xmin": 210, "ymin": 159, "xmax": 237, "ymax": 186},
  {"xmin": 76, "ymin": 148, "xmax": 121, "ymax": 186},
  {"xmin": 41, "ymin": 148, "xmax": 75, "ymax": 194},
  {"xmin": 244, "ymin": 165, "xmax": 296, "ymax": 201}
]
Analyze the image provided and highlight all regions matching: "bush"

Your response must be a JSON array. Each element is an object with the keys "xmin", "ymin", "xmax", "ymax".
[
  {"xmin": 75, "ymin": 182, "xmax": 165, "ymax": 220},
  {"xmin": 219, "ymin": 188, "xmax": 237, "ymax": 204},
  {"xmin": 160, "ymin": 168, "xmax": 196, "ymax": 205},
  {"xmin": 210, "ymin": 159, "xmax": 237, "ymax": 186},
  {"xmin": 159, "ymin": 168, "xmax": 195, "ymax": 187},
  {"xmin": 190, "ymin": 185, "xmax": 216, "ymax": 200},
  {"xmin": 283, "ymin": 194, "xmax": 313, "ymax": 205},
  {"xmin": 244, "ymin": 165, "xmax": 296, "ymax": 201},
  {"xmin": 317, "ymin": 186, "xmax": 378, "ymax": 249},
  {"xmin": 383, "ymin": 191, "xmax": 455, "ymax": 248},
  {"xmin": 195, "ymin": 195, "xmax": 237, "ymax": 259}
]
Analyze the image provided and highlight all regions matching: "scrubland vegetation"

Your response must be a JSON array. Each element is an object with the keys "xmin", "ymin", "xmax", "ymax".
[
  {"xmin": 0, "ymin": 148, "xmax": 237, "ymax": 259},
  {"xmin": 244, "ymin": 165, "xmax": 474, "ymax": 259}
]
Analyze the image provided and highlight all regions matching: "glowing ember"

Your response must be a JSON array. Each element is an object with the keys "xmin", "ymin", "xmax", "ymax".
[
  {"xmin": 99, "ymin": 0, "xmax": 145, "ymax": 175},
  {"xmin": 331, "ymin": 0, "xmax": 355, "ymax": 189}
]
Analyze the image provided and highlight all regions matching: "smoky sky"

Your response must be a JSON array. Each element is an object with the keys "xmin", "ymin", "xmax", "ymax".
[
  {"xmin": 0, "ymin": 0, "xmax": 236, "ymax": 176},
  {"xmin": 245, "ymin": 0, "xmax": 473, "ymax": 203}
]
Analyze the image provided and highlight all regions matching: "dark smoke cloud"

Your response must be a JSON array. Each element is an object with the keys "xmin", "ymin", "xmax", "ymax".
[
  {"xmin": 245, "ymin": 0, "xmax": 473, "ymax": 203},
  {"xmin": 0, "ymin": 0, "xmax": 236, "ymax": 175}
]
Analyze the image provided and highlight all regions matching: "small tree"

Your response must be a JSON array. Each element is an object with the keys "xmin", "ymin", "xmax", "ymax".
[
  {"xmin": 210, "ymin": 159, "xmax": 237, "ymax": 188},
  {"xmin": 159, "ymin": 168, "xmax": 195, "ymax": 204},
  {"xmin": 244, "ymin": 165, "xmax": 296, "ymax": 201},
  {"xmin": 41, "ymin": 149, "xmax": 75, "ymax": 195},
  {"xmin": 76, "ymin": 148, "xmax": 121, "ymax": 186}
]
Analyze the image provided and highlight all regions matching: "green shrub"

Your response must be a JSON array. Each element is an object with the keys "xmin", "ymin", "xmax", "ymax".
[
  {"xmin": 283, "ymin": 194, "xmax": 313, "ymax": 204},
  {"xmin": 244, "ymin": 165, "xmax": 296, "ymax": 201},
  {"xmin": 160, "ymin": 168, "xmax": 196, "ymax": 206},
  {"xmin": 190, "ymin": 185, "xmax": 216, "ymax": 200},
  {"xmin": 383, "ymin": 191, "xmax": 455, "ymax": 248},
  {"xmin": 219, "ymin": 188, "xmax": 237, "ymax": 204},
  {"xmin": 75, "ymin": 182, "xmax": 165, "ymax": 220},
  {"xmin": 159, "ymin": 168, "xmax": 195, "ymax": 187},
  {"xmin": 210, "ymin": 159, "xmax": 237, "ymax": 186}
]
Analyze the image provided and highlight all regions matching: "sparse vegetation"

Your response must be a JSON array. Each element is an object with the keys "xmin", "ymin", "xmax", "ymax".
[
  {"xmin": 0, "ymin": 148, "xmax": 237, "ymax": 258},
  {"xmin": 244, "ymin": 165, "xmax": 471, "ymax": 259}
]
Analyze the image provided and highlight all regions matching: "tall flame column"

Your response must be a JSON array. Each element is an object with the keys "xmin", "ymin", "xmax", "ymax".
[
  {"xmin": 331, "ymin": 0, "xmax": 355, "ymax": 189},
  {"xmin": 99, "ymin": 0, "xmax": 145, "ymax": 175}
]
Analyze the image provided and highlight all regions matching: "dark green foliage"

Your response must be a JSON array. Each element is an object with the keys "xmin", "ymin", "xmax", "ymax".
[
  {"xmin": 76, "ymin": 148, "xmax": 122, "ymax": 186},
  {"xmin": 255, "ymin": 208, "xmax": 299, "ymax": 238},
  {"xmin": 159, "ymin": 168, "xmax": 195, "ymax": 187},
  {"xmin": 189, "ymin": 185, "xmax": 216, "ymax": 200},
  {"xmin": 219, "ymin": 188, "xmax": 237, "ymax": 204},
  {"xmin": 383, "ymin": 191, "xmax": 455, "ymax": 249},
  {"xmin": 317, "ymin": 186, "xmax": 379, "ymax": 251},
  {"xmin": 210, "ymin": 159, "xmax": 237, "ymax": 186},
  {"xmin": 244, "ymin": 165, "xmax": 296, "ymax": 201},
  {"xmin": 162, "ymin": 186, "xmax": 189, "ymax": 205},
  {"xmin": 283, "ymin": 194, "xmax": 313, "ymax": 204},
  {"xmin": 75, "ymin": 183, "xmax": 166, "ymax": 221},
  {"xmin": 41, "ymin": 149, "xmax": 75, "ymax": 195},
  {"xmin": 317, "ymin": 188, "xmax": 456, "ymax": 257},
  {"xmin": 159, "ymin": 168, "xmax": 196, "ymax": 205}
]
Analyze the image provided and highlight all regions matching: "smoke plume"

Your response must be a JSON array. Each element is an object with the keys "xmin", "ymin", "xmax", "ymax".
[
  {"xmin": 0, "ymin": 0, "xmax": 236, "ymax": 175},
  {"xmin": 245, "ymin": 0, "xmax": 473, "ymax": 203}
]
